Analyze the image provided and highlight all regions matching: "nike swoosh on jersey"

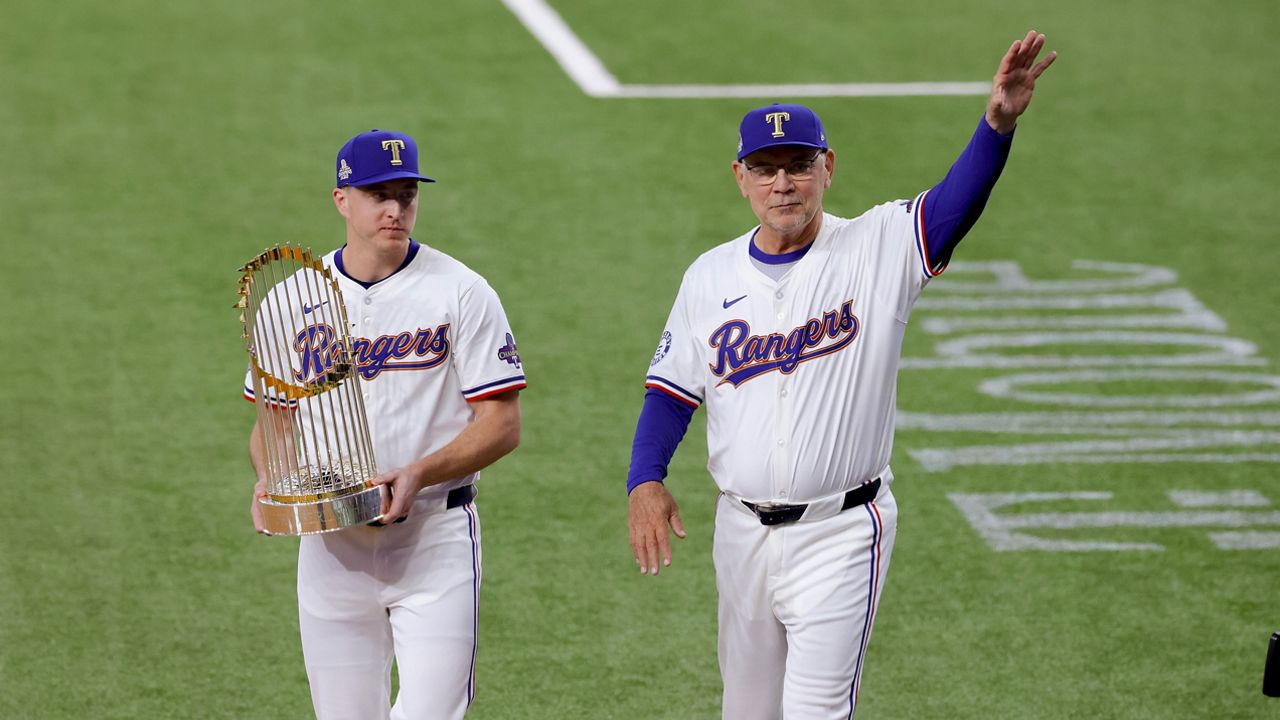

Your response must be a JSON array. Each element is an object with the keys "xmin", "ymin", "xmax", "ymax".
[
  {"xmin": 303, "ymin": 301, "xmax": 330, "ymax": 314},
  {"xmin": 723, "ymin": 295, "xmax": 748, "ymax": 309}
]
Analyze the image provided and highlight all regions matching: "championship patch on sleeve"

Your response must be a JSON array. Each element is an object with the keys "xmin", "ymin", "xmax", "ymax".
[
  {"xmin": 651, "ymin": 330, "xmax": 673, "ymax": 367},
  {"xmin": 497, "ymin": 332, "xmax": 521, "ymax": 368}
]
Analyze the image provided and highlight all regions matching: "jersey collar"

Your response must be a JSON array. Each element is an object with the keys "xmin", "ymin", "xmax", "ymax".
[
  {"xmin": 334, "ymin": 238, "xmax": 420, "ymax": 289},
  {"xmin": 748, "ymin": 228, "xmax": 812, "ymax": 265}
]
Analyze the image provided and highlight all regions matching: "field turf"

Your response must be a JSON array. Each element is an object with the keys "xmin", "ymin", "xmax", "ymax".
[{"xmin": 2, "ymin": 1, "xmax": 1278, "ymax": 718}]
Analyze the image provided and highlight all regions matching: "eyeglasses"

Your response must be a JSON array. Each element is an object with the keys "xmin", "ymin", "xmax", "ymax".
[{"xmin": 742, "ymin": 152, "xmax": 823, "ymax": 185}]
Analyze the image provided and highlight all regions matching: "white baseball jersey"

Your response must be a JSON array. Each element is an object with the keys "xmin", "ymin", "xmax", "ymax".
[
  {"xmin": 243, "ymin": 241, "xmax": 527, "ymax": 490},
  {"xmin": 243, "ymin": 240, "xmax": 524, "ymax": 719},
  {"xmin": 645, "ymin": 198, "xmax": 939, "ymax": 504}
]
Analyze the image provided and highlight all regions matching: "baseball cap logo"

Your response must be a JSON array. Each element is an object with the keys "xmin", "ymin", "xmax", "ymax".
[
  {"xmin": 736, "ymin": 104, "xmax": 826, "ymax": 161},
  {"xmin": 765, "ymin": 111, "xmax": 791, "ymax": 138},
  {"xmin": 381, "ymin": 139, "xmax": 406, "ymax": 166},
  {"xmin": 336, "ymin": 129, "xmax": 435, "ymax": 187}
]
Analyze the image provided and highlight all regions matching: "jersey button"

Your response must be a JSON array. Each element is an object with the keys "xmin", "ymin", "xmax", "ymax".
[
  {"xmin": 363, "ymin": 297, "xmax": 372, "ymax": 305},
  {"xmin": 780, "ymin": 389, "xmax": 788, "ymax": 398},
  {"xmin": 776, "ymin": 312, "xmax": 785, "ymax": 321},
  {"xmin": 775, "ymin": 291, "xmax": 784, "ymax": 299},
  {"xmin": 776, "ymin": 439, "xmax": 784, "ymax": 446},
  {"xmin": 363, "ymin": 317, "xmax": 372, "ymax": 324}
]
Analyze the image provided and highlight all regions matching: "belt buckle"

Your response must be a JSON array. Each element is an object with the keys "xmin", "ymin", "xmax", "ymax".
[{"xmin": 751, "ymin": 502, "xmax": 806, "ymax": 526}]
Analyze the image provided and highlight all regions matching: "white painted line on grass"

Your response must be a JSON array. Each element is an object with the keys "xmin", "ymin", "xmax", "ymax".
[
  {"xmin": 502, "ymin": 0, "xmax": 990, "ymax": 99},
  {"xmin": 1169, "ymin": 490, "xmax": 1270, "ymax": 508},
  {"xmin": 500, "ymin": 0, "xmax": 621, "ymax": 96},
  {"xmin": 896, "ymin": 410, "xmax": 1280, "ymax": 435},
  {"xmin": 950, "ymin": 492, "xmax": 1280, "ymax": 552},
  {"xmin": 1209, "ymin": 531, "xmax": 1280, "ymax": 549},
  {"xmin": 610, "ymin": 82, "xmax": 992, "ymax": 99}
]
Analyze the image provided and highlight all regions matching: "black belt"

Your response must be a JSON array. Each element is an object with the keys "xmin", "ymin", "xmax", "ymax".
[
  {"xmin": 446, "ymin": 485, "xmax": 477, "ymax": 509},
  {"xmin": 370, "ymin": 485, "xmax": 476, "ymax": 526},
  {"xmin": 741, "ymin": 478, "xmax": 881, "ymax": 526}
]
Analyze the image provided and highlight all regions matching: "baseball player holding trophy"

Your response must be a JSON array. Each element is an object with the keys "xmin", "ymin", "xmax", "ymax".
[
  {"xmin": 627, "ymin": 32, "xmax": 1056, "ymax": 718},
  {"xmin": 238, "ymin": 129, "xmax": 526, "ymax": 719}
]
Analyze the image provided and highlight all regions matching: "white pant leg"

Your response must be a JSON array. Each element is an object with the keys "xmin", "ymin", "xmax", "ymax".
[
  {"xmin": 298, "ymin": 526, "xmax": 395, "ymax": 720},
  {"xmin": 386, "ymin": 500, "xmax": 482, "ymax": 720},
  {"xmin": 715, "ymin": 493, "xmax": 788, "ymax": 720},
  {"xmin": 776, "ymin": 489, "xmax": 897, "ymax": 720}
]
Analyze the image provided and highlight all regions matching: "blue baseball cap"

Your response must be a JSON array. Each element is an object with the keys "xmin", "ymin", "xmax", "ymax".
[
  {"xmin": 737, "ymin": 104, "xmax": 828, "ymax": 160},
  {"xmin": 335, "ymin": 129, "xmax": 435, "ymax": 187}
]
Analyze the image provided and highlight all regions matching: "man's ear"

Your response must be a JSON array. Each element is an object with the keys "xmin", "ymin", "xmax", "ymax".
[
  {"xmin": 732, "ymin": 161, "xmax": 751, "ymax": 198},
  {"xmin": 332, "ymin": 187, "xmax": 349, "ymax": 218}
]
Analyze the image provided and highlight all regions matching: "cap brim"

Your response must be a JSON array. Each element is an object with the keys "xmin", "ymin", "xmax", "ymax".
[
  {"xmin": 345, "ymin": 170, "xmax": 436, "ymax": 187},
  {"xmin": 737, "ymin": 140, "xmax": 827, "ymax": 161}
]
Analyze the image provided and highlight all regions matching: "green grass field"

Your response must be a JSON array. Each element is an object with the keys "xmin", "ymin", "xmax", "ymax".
[{"xmin": 3, "ymin": 1, "xmax": 1279, "ymax": 718}]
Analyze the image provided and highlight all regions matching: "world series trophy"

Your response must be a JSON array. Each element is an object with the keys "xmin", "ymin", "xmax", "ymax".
[{"xmin": 235, "ymin": 244, "xmax": 382, "ymax": 535}]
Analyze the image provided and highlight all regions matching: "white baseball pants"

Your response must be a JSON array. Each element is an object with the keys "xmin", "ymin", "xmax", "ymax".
[
  {"xmin": 714, "ymin": 486, "xmax": 897, "ymax": 720},
  {"xmin": 296, "ymin": 493, "xmax": 481, "ymax": 720}
]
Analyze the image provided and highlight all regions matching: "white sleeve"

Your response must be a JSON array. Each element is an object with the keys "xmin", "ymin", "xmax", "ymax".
[
  {"xmin": 242, "ymin": 365, "xmax": 257, "ymax": 403},
  {"xmin": 869, "ymin": 195, "xmax": 935, "ymax": 318},
  {"xmin": 241, "ymin": 286, "xmax": 301, "ymax": 408},
  {"xmin": 454, "ymin": 279, "xmax": 527, "ymax": 401},
  {"xmin": 904, "ymin": 189, "xmax": 949, "ymax": 279},
  {"xmin": 643, "ymin": 272, "xmax": 705, "ymax": 408},
  {"xmin": 242, "ymin": 365, "xmax": 300, "ymax": 409}
]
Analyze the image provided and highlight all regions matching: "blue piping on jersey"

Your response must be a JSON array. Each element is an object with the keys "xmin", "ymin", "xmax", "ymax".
[
  {"xmin": 462, "ymin": 375, "xmax": 527, "ymax": 396},
  {"xmin": 334, "ymin": 238, "xmax": 421, "ymax": 289},
  {"xmin": 748, "ymin": 228, "xmax": 812, "ymax": 265}
]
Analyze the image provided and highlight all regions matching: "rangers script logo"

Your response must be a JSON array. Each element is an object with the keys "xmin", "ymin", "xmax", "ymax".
[
  {"xmin": 709, "ymin": 300, "xmax": 859, "ymax": 387},
  {"xmin": 293, "ymin": 322, "xmax": 451, "ymax": 383}
]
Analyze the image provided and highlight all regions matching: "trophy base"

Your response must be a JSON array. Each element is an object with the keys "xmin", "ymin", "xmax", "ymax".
[{"xmin": 258, "ymin": 484, "xmax": 384, "ymax": 536}]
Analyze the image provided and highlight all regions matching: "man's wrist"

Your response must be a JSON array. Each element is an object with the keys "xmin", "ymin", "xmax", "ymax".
[
  {"xmin": 984, "ymin": 108, "xmax": 1016, "ymax": 136},
  {"xmin": 627, "ymin": 478, "xmax": 663, "ymax": 496},
  {"xmin": 407, "ymin": 459, "xmax": 434, "ymax": 490}
]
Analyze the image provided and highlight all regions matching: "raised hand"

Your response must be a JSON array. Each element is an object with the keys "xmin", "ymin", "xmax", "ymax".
[{"xmin": 986, "ymin": 30, "xmax": 1057, "ymax": 134}]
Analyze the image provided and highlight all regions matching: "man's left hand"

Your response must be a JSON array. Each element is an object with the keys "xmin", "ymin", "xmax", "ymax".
[
  {"xmin": 371, "ymin": 465, "xmax": 424, "ymax": 523},
  {"xmin": 986, "ymin": 30, "xmax": 1057, "ymax": 134}
]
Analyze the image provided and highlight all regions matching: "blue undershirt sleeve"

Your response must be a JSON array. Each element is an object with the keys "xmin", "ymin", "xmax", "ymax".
[
  {"xmin": 920, "ymin": 116, "xmax": 1015, "ymax": 268},
  {"xmin": 626, "ymin": 388, "xmax": 696, "ymax": 494}
]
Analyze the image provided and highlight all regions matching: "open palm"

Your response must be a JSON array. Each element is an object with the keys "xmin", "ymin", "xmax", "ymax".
[{"xmin": 987, "ymin": 30, "xmax": 1057, "ymax": 134}]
